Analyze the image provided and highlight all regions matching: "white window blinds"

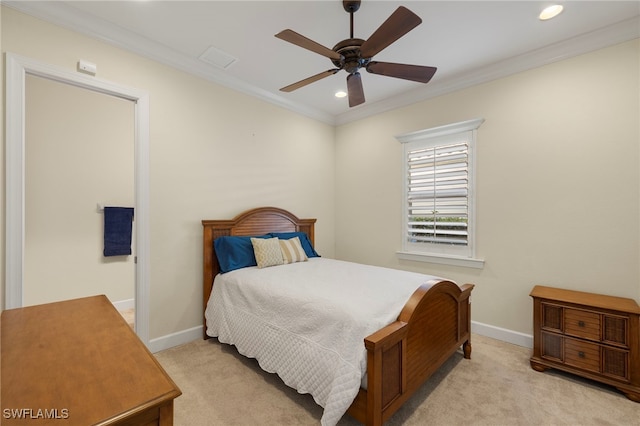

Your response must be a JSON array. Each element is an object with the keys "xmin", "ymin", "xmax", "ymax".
[
  {"xmin": 397, "ymin": 118, "xmax": 484, "ymax": 260},
  {"xmin": 407, "ymin": 141, "xmax": 469, "ymax": 246}
]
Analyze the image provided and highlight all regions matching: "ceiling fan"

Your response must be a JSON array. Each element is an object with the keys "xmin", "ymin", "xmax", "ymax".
[{"xmin": 275, "ymin": 0, "xmax": 437, "ymax": 108}]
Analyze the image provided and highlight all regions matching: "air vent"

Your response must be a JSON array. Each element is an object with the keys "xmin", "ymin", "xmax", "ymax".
[{"xmin": 199, "ymin": 46, "xmax": 237, "ymax": 70}]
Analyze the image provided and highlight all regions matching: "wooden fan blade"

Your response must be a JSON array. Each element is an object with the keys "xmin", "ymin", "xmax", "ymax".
[
  {"xmin": 366, "ymin": 61, "xmax": 437, "ymax": 83},
  {"xmin": 360, "ymin": 6, "xmax": 422, "ymax": 58},
  {"xmin": 280, "ymin": 69, "xmax": 340, "ymax": 92},
  {"xmin": 347, "ymin": 72, "xmax": 365, "ymax": 107},
  {"xmin": 275, "ymin": 29, "xmax": 343, "ymax": 61}
]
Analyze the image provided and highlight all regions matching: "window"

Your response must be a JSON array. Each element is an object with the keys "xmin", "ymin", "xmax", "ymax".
[{"xmin": 396, "ymin": 118, "xmax": 484, "ymax": 268}]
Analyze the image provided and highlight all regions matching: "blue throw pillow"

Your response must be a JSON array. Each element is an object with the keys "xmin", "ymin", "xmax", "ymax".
[
  {"xmin": 269, "ymin": 232, "xmax": 320, "ymax": 258},
  {"xmin": 214, "ymin": 235, "xmax": 270, "ymax": 273}
]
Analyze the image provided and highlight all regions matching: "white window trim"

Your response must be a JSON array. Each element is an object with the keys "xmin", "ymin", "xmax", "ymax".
[
  {"xmin": 396, "ymin": 251, "xmax": 485, "ymax": 269},
  {"xmin": 396, "ymin": 118, "xmax": 485, "ymax": 269}
]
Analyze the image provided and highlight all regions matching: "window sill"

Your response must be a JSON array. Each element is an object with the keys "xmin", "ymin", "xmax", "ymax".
[{"xmin": 396, "ymin": 251, "xmax": 485, "ymax": 269}]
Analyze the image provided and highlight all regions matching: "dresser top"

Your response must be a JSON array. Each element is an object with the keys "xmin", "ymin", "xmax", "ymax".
[
  {"xmin": 530, "ymin": 285, "xmax": 640, "ymax": 314},
  {"xmin": 1, "ymin": 295, "xmax": 181, "ymax": 425}
]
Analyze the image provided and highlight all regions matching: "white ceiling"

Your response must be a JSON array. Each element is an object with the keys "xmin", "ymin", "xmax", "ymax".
[{"xmin": 7, "ymin": 1, "xmax": 639, "ymax": 125}]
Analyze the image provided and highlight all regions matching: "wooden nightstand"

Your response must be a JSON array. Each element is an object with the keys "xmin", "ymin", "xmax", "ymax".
[
  {"xmin": 530, "ymin": 285, "xmax": 640, "ymax": 402},
  {"xmin": 1, "ymin": 295, "xmax": 182, "ymax": 425}
]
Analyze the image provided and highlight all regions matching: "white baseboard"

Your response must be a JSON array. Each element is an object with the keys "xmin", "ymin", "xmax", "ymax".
[
  {"xmin": 471, "ymin": 320, "xmax": 533, "ymax": 348},
  {"xmin": 146, "ymin": 321, "xmax": 532, "ymax": 354},
  {"xmin": 111, "ymin": 298, "xmax": 134, "ymax": 311},
  {"xmin": 148, "ymin": 325, "xmax": 203, "ymax": 353}
]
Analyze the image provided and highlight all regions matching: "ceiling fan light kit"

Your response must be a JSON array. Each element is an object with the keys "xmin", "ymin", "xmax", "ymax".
[{"xmin": 275, "ymin": 0, "xmax": 437, "ymax": 108}]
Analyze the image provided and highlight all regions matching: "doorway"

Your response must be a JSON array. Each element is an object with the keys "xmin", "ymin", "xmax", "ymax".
[
  {"xmin": 5, "ymin": 53, "xmax": 150, "ymax": 346},
  {"xmin": 25, "ymin": 74, "xmax": 135, "ymax": 313}
]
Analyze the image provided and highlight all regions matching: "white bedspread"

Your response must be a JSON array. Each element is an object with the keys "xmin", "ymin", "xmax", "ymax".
[{"xmin": 205, "ymin": 258, "xmax": 445, "ymax": 426}]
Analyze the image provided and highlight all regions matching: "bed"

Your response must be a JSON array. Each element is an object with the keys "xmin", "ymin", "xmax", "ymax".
[{"xmin": 202, "ymin": 207, "xmax": 474, "ymax": 426}]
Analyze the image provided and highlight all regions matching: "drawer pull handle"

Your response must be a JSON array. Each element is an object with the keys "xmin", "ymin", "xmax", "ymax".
[
  {"xmin": 578, "ymin": 351, "xmax": 585, "ymax": 358},
  {"xmin": 578, "ymin": 320, "xmax": 585, "ymax": 327}
]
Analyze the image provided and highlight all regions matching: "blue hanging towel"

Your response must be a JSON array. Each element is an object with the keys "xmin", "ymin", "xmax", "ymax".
[{"xmin": 103, "ymin": 207, "xmax": 134, "ymax": 257}]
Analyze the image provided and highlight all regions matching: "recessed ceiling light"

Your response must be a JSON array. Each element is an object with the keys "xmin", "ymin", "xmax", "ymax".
[
  {"xmin": 335, "ymin": 91, "xmax": 347, "ymax": 98},
  {"xmin": 539, "ymin": 5, "xmax": 564, "ymax": 21}
]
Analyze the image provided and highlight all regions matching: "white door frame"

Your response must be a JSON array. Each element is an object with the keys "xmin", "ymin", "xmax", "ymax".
[{"xmin": 5, "ymin": 53, "xmax": 150, "ymax": 347}]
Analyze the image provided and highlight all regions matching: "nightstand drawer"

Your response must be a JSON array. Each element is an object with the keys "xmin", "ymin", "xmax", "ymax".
[
  {"xmin": 565, "ymin": 338, "xmax": 600, "ymax": 373},
  {"xmin": 565, "ymin": 308, "xmax": 600, "ymax": 341}
]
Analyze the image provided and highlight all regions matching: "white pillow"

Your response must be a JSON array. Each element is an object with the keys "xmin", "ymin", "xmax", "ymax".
[
  {"xmin": 251, "ymin": 237, "xmax": 284, "ymax": 268},
  {"xmin": 279, "ymin": 237, "xmax": 308, "ymax": 264}
]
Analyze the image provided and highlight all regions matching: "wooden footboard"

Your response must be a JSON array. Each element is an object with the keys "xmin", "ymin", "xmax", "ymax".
[{"xmin": 346, "ymin": 279, "xmax": 474, "ymax": 426}]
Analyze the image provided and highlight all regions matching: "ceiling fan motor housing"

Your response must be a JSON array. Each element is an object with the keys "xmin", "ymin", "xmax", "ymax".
[{"xmin": 332, "ymin": 38, "xmax": 370, "ymax": 74}]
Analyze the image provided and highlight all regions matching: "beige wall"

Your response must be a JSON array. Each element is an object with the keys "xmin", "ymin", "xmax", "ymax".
[
  {"xmin": 335, "ymin": 39, "xmax": 640, "ymax": 336},
  {"xmin": 1, "ymin": 7, "xmax": 336, "ymax": 340},
  {"xmin": 24, "ymin": 74, "xmax": 135, "ymax": 306}
]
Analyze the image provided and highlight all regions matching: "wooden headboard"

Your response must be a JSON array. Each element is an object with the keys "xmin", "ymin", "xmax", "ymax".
[{"xmin": 202, "ymin": 207, "xmax": 316, "ymax": 338}]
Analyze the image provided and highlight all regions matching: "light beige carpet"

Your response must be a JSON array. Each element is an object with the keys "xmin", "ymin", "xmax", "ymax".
[
  {"xmin": 154, "ymin": 334, "xmax": 639, "ymax": 425},
  {"xmin": 118, "ymin": 308, "xmax": 134, "ymax": 329}
]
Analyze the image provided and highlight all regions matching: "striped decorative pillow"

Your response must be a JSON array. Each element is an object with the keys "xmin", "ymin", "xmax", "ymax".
[
  {"xmin": 251, "ymin": 237, "xmax": 284, "ymax": 268},
  {"xmin": 279, "ymin": 236, "xmax": 308, "ymax": 264}
]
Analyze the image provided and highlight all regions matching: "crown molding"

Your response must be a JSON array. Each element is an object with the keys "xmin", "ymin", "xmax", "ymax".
[{"xmin": 5, "ymin": 2, "xmax": 638, "ymax": 127}]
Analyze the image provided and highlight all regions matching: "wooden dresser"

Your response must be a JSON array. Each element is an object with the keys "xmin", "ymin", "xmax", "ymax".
[
  {"xmin": 530, "ymin": 285, "xmax": 640, "ymax": 402},
  {"xmin": 1, "ymin": 295, "xmax": 181, "ymax": 425}
]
